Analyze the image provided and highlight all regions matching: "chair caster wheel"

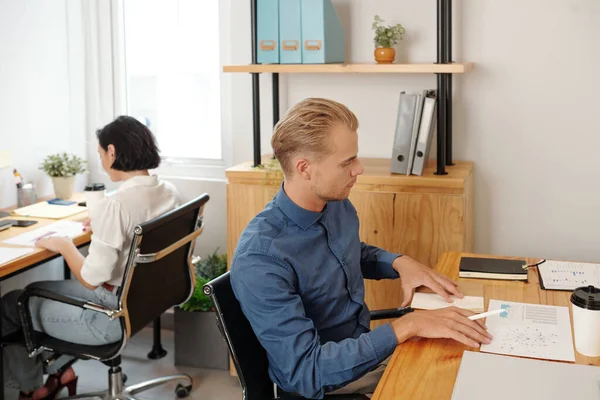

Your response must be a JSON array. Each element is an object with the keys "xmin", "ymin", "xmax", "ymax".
[{"xmin": 175, "ymin": 383, "xmax": 192, "ymax": 398}]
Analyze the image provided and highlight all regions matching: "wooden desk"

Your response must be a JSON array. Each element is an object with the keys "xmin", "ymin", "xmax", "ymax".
[
  {"xmin": 371, "ymin": 252, "xmax": 599, "ymax": 400},
  {"xmin": 0, "ymin": 210, "xmax": 90, "ymax": 279}
]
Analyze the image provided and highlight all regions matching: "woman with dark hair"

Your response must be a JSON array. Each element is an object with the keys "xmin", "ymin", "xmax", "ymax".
[{"xmin": 1, "ymin": 116, "xmax": 179, "ymax": 399}]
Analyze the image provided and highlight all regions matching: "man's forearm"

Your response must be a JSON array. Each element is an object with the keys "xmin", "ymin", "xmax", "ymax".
[{"xmin": 60, "ymin": 242, "xmax": 97, "ymax": 290}]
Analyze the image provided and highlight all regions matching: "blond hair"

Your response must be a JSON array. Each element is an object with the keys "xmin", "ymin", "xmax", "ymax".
[{"xmin": 271, "ymin": 98, "xmax": 359, "ymax": 176}]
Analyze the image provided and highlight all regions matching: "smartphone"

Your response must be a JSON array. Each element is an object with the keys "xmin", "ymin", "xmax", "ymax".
[{"xmin": 3, "ymin": 219, "xmax": 38, "ymax": 227}]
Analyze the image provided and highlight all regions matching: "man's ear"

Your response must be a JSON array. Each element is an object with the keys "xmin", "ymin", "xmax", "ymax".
[{"xmin": 294, "ymin": 158, "xmax": 312, "ymax": 180}]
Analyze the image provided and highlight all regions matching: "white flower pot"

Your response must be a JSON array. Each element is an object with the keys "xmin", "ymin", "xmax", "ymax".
[{"xmin": 51, "ymin": 176, "xmax": 75, "ymax": 200}]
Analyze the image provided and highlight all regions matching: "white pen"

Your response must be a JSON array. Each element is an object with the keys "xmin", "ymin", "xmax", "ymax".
[{"xmin": 468, "ymin": 308, "xmax": 507, "ymax": 321}]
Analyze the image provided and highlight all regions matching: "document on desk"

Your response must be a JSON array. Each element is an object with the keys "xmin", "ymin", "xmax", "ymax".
[
  {"xmin": 452, "ymin": 351, "xmax": 600, "ymax": 400},
  {"xmin": 538, "ymin": 260, "xmax": 600, "ymax": 291},
  {"xmin": 0, "ymin": 247, "xmax": 34, "ymax": 265},
  {"xmin": 480, "ymin": 300, "xmax": 575, "ymax": 362},
  {"xmin": 2, "ymin": 221, "xmax": 84, "ymax": 247},
  {"xmin": 410, "ymin": 281, "xmax": 484, "ymax": 312},
  {"xmin": 13, "ymin": 202, "xmax": 86, "ymax": 219}
]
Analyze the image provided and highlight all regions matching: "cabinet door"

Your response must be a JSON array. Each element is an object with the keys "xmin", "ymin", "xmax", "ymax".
[
  {"xmin": 393, "ymin": 193, "xmax": 465, "ymax": 268},
  {"xmin": 226, "ymin": 183, "xmax": 279, "ymax": 266},
  {"xmin": 348, "ymin": 191, "xmax": 402, "ymax": 329}
]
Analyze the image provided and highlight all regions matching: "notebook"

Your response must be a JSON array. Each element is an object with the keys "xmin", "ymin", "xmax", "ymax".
[{"xmin": 458, "ymin": 257, "xmax": 527, "ymax": 281}]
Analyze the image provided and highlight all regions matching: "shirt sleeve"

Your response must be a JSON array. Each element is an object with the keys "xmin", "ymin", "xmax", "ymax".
[
  {"xmin": 80, "ymin": 199, "xmax": 128, "ymax": 286},
  {"xmin": 230, "ymin": 250, "xmax": 398, "ymax": 399},
  {"xmin": 360, "ymin": 243, "xmax": 401, "ymax": 280}
]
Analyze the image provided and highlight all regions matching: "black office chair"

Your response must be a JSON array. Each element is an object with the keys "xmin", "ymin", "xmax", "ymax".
[
  {"xmin": 204, "ymin": 271, "xmax": 410, "ymax": 400},
  {"xmin": 16, "ymin": 193, "xmax": 210, "ymax": 400}
]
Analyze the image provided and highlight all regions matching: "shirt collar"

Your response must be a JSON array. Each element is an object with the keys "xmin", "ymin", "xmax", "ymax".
[
  {"xmin": 275, "ymin": 184, "xmax": 323, "ymax": 230},
  {"xmin": 117, "ymin": 174, "xmax": 158, "ymax": 193}
]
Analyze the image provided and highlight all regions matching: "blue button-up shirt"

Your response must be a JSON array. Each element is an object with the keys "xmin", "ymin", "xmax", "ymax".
[{"xmin": 231, "ymin": 187, "xmax": 401, "ymax": 399}]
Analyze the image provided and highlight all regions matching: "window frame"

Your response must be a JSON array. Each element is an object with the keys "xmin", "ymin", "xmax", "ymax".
[{"xmin": 110, "ymin": 0, "xmax": 232, "ymax": 179}]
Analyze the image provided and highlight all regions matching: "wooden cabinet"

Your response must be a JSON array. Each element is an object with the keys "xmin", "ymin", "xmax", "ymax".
[{"xmin": 226, "ymin": 157, "xmax": 473, "ymax": 328}]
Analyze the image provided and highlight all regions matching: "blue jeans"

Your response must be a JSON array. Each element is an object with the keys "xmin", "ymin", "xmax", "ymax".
[{"xmin": 1, "ymin": 280, "xmax": 122, "ymax": 392}]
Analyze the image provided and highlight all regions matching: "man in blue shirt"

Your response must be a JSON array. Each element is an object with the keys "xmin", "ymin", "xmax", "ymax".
[{"xmin": 231, "ymin": 98, "xmax": 491, "ymax": 399}]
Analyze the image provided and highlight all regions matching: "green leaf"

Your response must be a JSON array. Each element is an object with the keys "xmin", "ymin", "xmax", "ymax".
[{"xmin": 180, "ymin": 249, "xmax": 228, "ymax": 312}]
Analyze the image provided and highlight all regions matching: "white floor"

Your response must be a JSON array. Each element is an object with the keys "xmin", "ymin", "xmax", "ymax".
[{"xmin": 59, "ymin": 328, "xmax": 242, "ymax": 399}]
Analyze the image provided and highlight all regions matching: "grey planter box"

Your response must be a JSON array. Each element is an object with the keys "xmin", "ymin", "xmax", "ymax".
[{"xmin": 174, "ymin": 307, "xmax": 229, "ymax": 370}]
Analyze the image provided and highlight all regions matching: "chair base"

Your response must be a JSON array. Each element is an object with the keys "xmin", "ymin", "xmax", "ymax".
[{"xmin": 62, "ymin": 365, "xmax": 192, "ymax": 400}]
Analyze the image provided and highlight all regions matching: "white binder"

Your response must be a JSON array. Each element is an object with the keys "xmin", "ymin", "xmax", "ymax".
[
  {"xmin": 411, "ymin": 91, "xmax": 437, "ymax": 176},
  {"xmin": 390, "ymin": 92, "xmax": 418, "ymax": 174}
]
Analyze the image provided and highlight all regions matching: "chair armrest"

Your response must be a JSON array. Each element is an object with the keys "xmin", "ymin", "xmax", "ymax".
[
  {"xmin": 369, "ymin": 307, "xmax": 414, "ymax": 321},
  {"xmin": 16, "ymin": 287, "xmax": 117, "ymax": 355}
]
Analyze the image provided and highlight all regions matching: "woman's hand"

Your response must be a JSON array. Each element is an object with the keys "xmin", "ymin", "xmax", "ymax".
[
  {"xmin": 82, "ymin": 218, "xmax": 92, "ymax": 233},
  {"xmin": 35, "ymin": 236, "xmax": 73, "ymax": 253}
]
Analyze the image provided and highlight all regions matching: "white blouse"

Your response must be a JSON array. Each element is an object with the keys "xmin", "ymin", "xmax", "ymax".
[{"xmin": 80, "ymin": 175, "xmax": 179, "ymax": 287}]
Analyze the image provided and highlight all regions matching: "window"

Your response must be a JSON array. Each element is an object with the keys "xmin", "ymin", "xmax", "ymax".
[{"xmin": 120, "ymin": 0, "xmax": 222, "ymax": 161}]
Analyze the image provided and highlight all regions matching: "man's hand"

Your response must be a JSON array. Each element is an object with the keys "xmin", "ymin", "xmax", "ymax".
[
  {"xmin": 35, "ymin": 236, "xmax": 74, "ymax": 253},
  {"xmin": 393, "ymin": 256, "xmax": 462, "ymax": 307},
  {"xmin": 390, "ymin": 307, "xmax": 493, "ymax": 348}
]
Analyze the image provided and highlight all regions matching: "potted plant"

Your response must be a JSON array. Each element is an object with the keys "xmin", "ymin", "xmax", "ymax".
[
  {"xmin": 372, "ymin": 15, "xmax": 406, "ymax": 64},
  {"xmin": 174, "ymin": 249, "xmax": 229, "ymax": 370},
  {"xmin": 39, "ymin": 152, "xmax": 87, "ymax": 200}
]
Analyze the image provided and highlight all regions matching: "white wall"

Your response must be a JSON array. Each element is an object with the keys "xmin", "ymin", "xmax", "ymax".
[
  {"xmin": 0, "ymin": 0, "xmax": 86, "ymax": 288},
  {"xmin": 224, "ymin": 0, "xmax": 600, "ymax": 262}
]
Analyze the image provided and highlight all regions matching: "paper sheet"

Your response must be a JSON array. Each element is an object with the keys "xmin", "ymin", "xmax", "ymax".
[
  {"xmin": 13, "ymin": 202, "xmax": 86, "ymax": 219},
  {"xmin": 0, "ymin": 247, "xmax": 34, "ymax": 265},
  {"xmin": 480, "ymin": 300, "xmax": 575, "ymax": 362},
  {"xmin": 2, "ymin": 221, "xmax": 84, "ymax": 247},
  {"xmin": 411, "ymin": 293, "xmax": 484, "ymax": 312},
  {"xmin": 539, "ymin": 260, "xmax": 600, "ymax": 290}
]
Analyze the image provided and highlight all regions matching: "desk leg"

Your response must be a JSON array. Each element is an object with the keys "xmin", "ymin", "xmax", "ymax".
[
  {"xmin": 63, "ymin": 259, "xmax": 71, "ymax": 280},
  {"xmin": 147, "ymin": 317, "xmax": 167, "ymax": 359}
]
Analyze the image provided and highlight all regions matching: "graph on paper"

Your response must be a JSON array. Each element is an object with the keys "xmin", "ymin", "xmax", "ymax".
[
  {"xmin": 480, "ymin": 300, "xmax": 575, "ymax": 362},
  {"xmin": 538, "ymin": 260, "xmax": 600, "ymax": 291}
]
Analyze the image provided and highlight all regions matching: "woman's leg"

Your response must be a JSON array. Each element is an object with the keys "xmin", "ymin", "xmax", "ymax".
[
  {"xmin": 1, "ymin": 279, "xmax": 122, "ymax": 391},
  {"xmin": 1, "ymin": 290, "xmax": 44, "ymax": 393}
]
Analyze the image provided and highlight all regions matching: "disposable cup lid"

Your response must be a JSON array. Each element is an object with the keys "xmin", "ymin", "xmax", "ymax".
[
  {"xmin": 571, "ymin": 285, "xmax": 600, "ymax": 310},
  {"xmin": 85, "ymin": 183, "xmax": 105, "ymax": 191}
]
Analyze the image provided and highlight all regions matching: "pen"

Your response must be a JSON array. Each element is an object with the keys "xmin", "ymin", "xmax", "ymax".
[{"xmin": 468, "ymin": 308, "xmax": 507, "ymax": 321}]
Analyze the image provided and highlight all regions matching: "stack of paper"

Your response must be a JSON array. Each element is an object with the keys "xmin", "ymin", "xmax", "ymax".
[
  {"xmin": 410, "ymin": 281, "xmax": 484, "ymax": 312},
  {"xmin": 13, "ymin": 202, "xmax": 86, "ymax": 219},
  {"xmin": 3, "ymin": 221, "xmax": 84, "ymax": 247}
]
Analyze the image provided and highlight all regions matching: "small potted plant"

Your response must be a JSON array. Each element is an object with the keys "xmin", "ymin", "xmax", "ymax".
[
  {"xmin": 39, "ymin": 152, "xmax": 87, "ymax": 200},
  {"xmin": 372, "ymin": 15, "xmax": 406, "ymax": 64},
  {"xmin": 174, "ymin": 249, "xmax": 229, "ymax": 370}
]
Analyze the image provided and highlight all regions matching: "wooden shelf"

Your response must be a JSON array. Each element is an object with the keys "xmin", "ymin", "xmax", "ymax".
[{"xmin": 222, "ymin": 62, "xmax": 473, "ymax": 74}]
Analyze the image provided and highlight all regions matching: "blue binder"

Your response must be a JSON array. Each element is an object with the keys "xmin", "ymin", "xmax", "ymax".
[
  {"xmin": 279, "ymin": 0, "xmax": 302, "ymax": 64},
  {"xmin": 257, "ymin": 0, "xmax": 279, "ymax": 64},
  {"xmin": 301, "ymin": 0, "xmax": 345, "ymax": 64}
]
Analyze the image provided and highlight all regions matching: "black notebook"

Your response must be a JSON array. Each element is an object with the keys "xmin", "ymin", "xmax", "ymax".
[{"xmin": 459, "ymin": 257, "xmax": 528, "ymax": 281}]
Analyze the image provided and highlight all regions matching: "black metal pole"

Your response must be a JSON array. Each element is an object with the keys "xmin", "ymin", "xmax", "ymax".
[
  {"xmin": 273, "ymin": 73, "xmax": 280, "ymax": 126},
  {"xmin": 435, "ymin": 0, "xmax": 447, "ymax": 175},
  {"xmin": 445, "ymin": 0, "xmax": 454, "ymax": 166},
  {"xmin": 147, "ymin": 317, "xmax": 167, "ymax": 359},
  {"xmin": 251, "ymin": 0, "xmax": 261, "ymax": 167}
]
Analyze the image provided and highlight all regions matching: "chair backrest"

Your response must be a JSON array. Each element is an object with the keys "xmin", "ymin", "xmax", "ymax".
[
  {"xmin": 204, "ymin": 271, "xmax": 274, "ymax": 400},
  {"xmin": 118, "ymin": 193, "xmax": 209, "ymax": 338}
]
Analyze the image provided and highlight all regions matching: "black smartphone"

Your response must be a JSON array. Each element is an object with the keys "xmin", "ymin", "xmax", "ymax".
[{"xmin": 3, "ymin": 219, "xmax": 38, "ymax": 227}]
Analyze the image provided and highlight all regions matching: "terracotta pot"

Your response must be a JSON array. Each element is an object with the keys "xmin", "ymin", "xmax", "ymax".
[{"xmin": 374, "ymin": 47, "xmax": 396, "ymax": 64}]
